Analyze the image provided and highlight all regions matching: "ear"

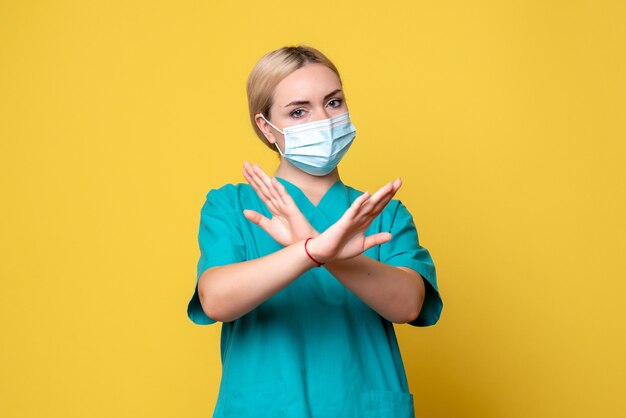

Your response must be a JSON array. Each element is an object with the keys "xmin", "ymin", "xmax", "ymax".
[{"xmin": 255, "ymin": 114, "xmax": 276, "ymax": 145}]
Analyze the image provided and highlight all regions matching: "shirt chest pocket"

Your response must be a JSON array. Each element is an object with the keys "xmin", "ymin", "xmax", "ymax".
[{"xmin": 215, "ymin": 377, "xmax": 286, "ymax": 418}]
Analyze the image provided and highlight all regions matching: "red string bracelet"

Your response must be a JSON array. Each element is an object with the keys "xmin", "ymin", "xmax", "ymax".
[{"xmin": 304, "ymin": 237, "xmax": 324, "ymax": 267}]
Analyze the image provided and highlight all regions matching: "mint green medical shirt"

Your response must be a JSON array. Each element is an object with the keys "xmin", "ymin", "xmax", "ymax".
[{"xmin": 187, "ymin": 178, "xmax": 443, "ymax": 418}]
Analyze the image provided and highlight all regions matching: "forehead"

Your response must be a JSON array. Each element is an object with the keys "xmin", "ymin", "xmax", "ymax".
[{"xmin": 273, "ymin": 63, "xmax": 342, "ymax": 105}]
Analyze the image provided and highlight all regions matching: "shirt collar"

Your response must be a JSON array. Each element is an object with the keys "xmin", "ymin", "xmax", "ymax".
[{"xmin": 275, "ymin": 177, "xmax": 349, "ymax": 230}]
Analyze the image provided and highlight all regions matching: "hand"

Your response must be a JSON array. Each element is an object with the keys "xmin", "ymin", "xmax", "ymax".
[
  {"xmin": 242, "ymin": 161, "xmax": 319, "ymax": 246},
  {"xmin": 306, "ymin": 178, "xmax": 402, "ymax": 264}
]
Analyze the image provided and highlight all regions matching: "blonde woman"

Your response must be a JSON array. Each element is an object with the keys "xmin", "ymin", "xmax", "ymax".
[{"xmin": 187, "ymin": 45, "xmax": 443, "ymax": 418}]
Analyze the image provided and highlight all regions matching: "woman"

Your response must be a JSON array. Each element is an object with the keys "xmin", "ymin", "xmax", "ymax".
[{"xmin": 187, "ymin": 45, "xmax": 443, "ymax": 418}]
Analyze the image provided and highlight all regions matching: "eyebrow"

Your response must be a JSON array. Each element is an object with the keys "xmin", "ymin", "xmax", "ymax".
[{"xmin": 283, "ymin": 89, "xmax": 343, "ymax": 107}]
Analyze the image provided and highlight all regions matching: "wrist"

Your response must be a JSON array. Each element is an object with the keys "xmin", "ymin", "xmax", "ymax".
[
  {"xmin": 296, "ymin": 229, "xmax": 320, "ymax": 244},
  {"xmin": 304, "ymin": 236, "xmax": 329, "ymax": 266}
]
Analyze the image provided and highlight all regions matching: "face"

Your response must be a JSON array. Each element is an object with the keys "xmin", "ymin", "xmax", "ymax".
[{"xmin": 255, "ymin": 63, "xmax": 348, "ymax": 151}]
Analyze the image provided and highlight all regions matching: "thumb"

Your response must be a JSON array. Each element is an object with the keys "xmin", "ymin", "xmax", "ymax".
[
  {"xmin": 243, "ymin": 209, "xmax": 271, "ymax": 231},
  {"xmin": 363, "ymin": 232, "xmax": 392, "ymax": 252}
]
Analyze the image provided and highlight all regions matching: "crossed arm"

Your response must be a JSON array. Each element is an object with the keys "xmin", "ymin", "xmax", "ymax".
[{"xmin": 197, "ymin": 163, "xmax": 425, "ymax": 323}]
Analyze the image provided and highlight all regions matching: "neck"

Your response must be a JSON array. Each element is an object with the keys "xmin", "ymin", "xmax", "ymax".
[{"xmin": 273, "ymin": 158, "xmax": 341, "ymax": 203}]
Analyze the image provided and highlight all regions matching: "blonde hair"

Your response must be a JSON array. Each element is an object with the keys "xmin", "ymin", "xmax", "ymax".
[{"xmin": 246, "ymin": 45, "xmax": 342, "ymax": 150}]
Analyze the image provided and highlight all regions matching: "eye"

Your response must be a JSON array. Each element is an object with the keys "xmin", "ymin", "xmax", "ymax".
[
  {"xmin": 290, "ymin": 108, "xmax": 306, "ymax": 118},
  {"xmin": 327, "ymin": 98, "xmax": 343, "ymax": 108}
]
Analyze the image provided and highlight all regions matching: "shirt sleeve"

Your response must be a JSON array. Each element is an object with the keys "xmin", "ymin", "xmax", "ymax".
[
  {"xmin": 187, "ymin": 186, "xmax": 246, "ymax": 325},
  {"xmin": 379, "ymin": 200, "xmax": 443, "ymax": 327}
]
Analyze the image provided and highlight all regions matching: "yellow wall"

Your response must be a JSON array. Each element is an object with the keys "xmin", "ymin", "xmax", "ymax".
[{"xmin": 1, "ymin": 1, "xmax": 624, "ymax": 417}]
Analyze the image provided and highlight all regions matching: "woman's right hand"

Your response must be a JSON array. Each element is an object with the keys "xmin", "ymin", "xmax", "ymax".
[{"xmin": 242, "ymin": 162, "xmax": 319, "ymax": 246}]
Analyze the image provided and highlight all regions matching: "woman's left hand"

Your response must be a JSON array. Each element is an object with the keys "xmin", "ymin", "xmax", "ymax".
[
  {"xmin": 242, "ymin": 162, "xmax": 319, "ymax": 246},
  {"xmin": 305, "ymin": 179, "xmax": 402, "ymax": 264}
]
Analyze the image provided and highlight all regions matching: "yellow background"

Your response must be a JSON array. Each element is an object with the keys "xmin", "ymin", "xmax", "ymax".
[{"xmin": 1, "ymin": 1, "xmax": 624, "ymax": 417}]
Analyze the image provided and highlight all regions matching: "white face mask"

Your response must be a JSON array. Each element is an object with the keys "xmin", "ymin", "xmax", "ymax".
[{"xmin": 259, "ymin": 112, "xmax": 357, "ymax": 176}]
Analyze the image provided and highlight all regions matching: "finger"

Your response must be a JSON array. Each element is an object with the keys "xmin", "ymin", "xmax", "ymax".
[
  {"xmin": 369, "ymin": 178, "xmax": 402, "ymax": 216},
  {"xmin": 253, "ymin": 164, "xmax": 283, "ymax": 208},
  {"xmin": 343, "ymin": 191, "xmax": 370, "ymax": 219},
  {"xmin": 245, "ymin": 163, "xmax": 269, "ymax": 198},
  {"xmin": 243, "ymin": 209, "xmax": 272, "ymax": 231},
  {"xmin": 357, "ymin": 182, "xmax": 393, "ymax": 218},
  {"xmin": 394, "ymin": 177, "xmax": 403, "ymax": 191},
  {"xmin": 251, "ymin": 164, "xmax": 283, "ymax": 211},
  {"xmin": 243, "ymin": 163, "xmax": 267, "ymax": 201},
  {"xmin": 247, "ymin": 165, "xmax": 280, "ymax": 213},
  {"xmin": 363, "ymin": 232, "xmax": 393, "ymax": 252},
  {"xmin": 243, "ymin": 162, "xmax": 266, "ymax": 195},
  {"xmin": 252, "ymin": 163, "xmax": 273, "ymax": 184},
  {"xmin": 367, "ymin": 181, "xmax": 394, "ymax": 207},
  {"xmin": 271, "ymin": 177, "xmax": 295, "ymax": 208},
  {"xmin": 242, "ymin": 161, "xmax": 254, "ymax": 183},
  {"xmin": 243, "ymin": 163, "xmax": 264, "ymax": 196},
  {"xmin": 362, "ymin": 182, "xmax": 392, "ymax": 207},
  {"xmin": 354, "ymin": 193, "xmax": 396, "ymax": 229},
  {"xmin": 245, "ymin": 177, "xmax": 280, "ymax": 214},
  {"xmin": 360, "ymin": 177, "xmax": 404, "ymax": 220}
]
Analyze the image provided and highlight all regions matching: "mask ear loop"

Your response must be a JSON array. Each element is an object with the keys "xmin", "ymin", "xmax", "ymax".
[
  {"xmin": 259, "ymin": 113, "xmax": 286, "ymax": 156},
  {"xmin": 259, "ymin": 113, "xmax": 284, "ymax": 135},
  {"xmin": 274, "ymin": 142, "xmax": 285, "ymax": 156}
]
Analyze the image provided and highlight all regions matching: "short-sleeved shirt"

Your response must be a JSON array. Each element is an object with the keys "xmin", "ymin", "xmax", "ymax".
[{"xmin": 187, "ymin": 178, "xmax": 443, "ymax": 418}]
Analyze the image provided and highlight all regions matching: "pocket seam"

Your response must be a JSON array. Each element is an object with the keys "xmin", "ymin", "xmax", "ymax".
[
  {"xmin": 361, "ymin": 388, "xmax": 415, "ymax": 418},
  {"xmin": 363, "ymin": 388, "xmax": 414, "ymax": 401},
  {"xmin": 220, "ymin": 377, "xmax": 286, "ymax": 418}
]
